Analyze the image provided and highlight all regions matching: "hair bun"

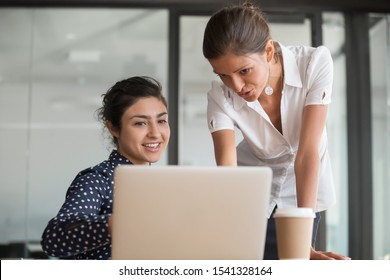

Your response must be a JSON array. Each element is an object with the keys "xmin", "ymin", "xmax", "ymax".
[{"xmin": 242, "ymin": 0, "xmax": 256, "ymax": 9}]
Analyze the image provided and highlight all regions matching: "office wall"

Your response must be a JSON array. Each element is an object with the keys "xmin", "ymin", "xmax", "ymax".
[
  {"xmin": 370, "ymin": 14, "xmax": 390, "ymax": 259},
  {"xmin": 0, "ymin": 8, "xmax": 169, "ymax": 252}
]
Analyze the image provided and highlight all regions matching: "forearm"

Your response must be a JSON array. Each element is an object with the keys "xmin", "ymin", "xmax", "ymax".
[
  {"xmin": 214, "ymin": 148, "xmax": 237, "ymax": 166},
  {"xmin": 211, "ymin": 130, "xmax": 237, "ymax": 166},
  {"xmin": 41, "ymin": 213, "xmax": 111, "ymax": 258},
  {"xmin": 294, "ymin": 152, "xmax": 320, "ymax": 210}
]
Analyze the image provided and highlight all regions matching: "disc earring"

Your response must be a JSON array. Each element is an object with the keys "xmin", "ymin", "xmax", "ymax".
[{"xmin": 264, "ymin": 66, "xmax": 273, "ymax": 96}]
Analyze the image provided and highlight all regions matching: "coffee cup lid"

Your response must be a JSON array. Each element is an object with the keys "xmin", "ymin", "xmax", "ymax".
[{"xmin": 273, "ymin": 207, "xmax": 315, "ymax": 218}]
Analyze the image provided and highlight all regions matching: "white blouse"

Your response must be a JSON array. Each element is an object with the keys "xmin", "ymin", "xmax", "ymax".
[{"xmin": 207, "ymin": 43, "xmax": 336, "ymax": 217}]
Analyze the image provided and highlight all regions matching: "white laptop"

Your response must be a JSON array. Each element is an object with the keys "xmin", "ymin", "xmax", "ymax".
[{"xmin": 111, "ymin": 165, "xmax": 272, "ymax": 260}]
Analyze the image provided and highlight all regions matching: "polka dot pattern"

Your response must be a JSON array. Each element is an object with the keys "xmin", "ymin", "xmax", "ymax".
[{"xmin": 41, "ymin": 150, "xmax": 131, "ymax": 259}]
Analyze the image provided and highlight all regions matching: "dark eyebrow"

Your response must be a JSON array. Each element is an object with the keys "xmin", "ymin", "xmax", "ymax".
[
  {"xmin": 157, "ymin": 112, "xmax": 168, "ymax": 118},
  {"xmin": 129, "ymin": 112, "xmax": 168, "ymax": 120},
  {"xmin": 213, "ymin": 63, "xmax": 252, "ymax": 76}
]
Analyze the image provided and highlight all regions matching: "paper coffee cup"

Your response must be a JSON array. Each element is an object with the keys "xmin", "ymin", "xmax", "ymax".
[{"xmin": 273, "ymin": 207, "xmax": 315, "ymax": 260}]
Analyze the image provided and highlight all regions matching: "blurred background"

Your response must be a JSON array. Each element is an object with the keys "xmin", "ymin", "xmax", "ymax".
[{"xmin": 0, "ymin": 0, "xmax": 389, "ymax": 260}]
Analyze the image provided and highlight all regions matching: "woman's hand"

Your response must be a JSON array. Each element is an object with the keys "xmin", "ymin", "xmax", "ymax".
[{"xmin": 310, "ymin": 247, "xmax": 351, "ymax": 260}]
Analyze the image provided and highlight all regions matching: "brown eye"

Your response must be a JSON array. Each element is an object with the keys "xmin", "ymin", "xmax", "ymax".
[
  {"xmin": 240, "ymin": 68, "xmax": 250, "ymax": 75},
  {"xmin": 158, "ymin": 119, "xmax": 168, "ymax": 124}
]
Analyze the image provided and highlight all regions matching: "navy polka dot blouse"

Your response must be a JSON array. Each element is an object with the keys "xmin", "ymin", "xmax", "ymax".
[{"xmin": 41, "ymin": 150, "xmax": 132, "ymax": 259}]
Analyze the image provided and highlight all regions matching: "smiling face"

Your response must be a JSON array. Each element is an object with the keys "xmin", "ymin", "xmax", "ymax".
[
  {"xmin": 209, "ymin": 51, "xmax": 269, "ymax": 102},
  {"xmin": 107, "ymin": 97, "xmax": 170, "ymax": 165}
]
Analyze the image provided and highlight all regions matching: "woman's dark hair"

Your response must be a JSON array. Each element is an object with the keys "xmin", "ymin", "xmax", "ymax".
[
  {"xmin": 97, "ymin": 76, "xmax": 167, "ymax": 146},
  {"xmin": 203, "ymin": 1, "xmax": 271, "ymax": 59}
]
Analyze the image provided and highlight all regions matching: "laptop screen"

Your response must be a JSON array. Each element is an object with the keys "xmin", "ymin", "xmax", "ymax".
[{"xmin": 111, "ymin": 165, "xmax": 272, "ymax": 260}]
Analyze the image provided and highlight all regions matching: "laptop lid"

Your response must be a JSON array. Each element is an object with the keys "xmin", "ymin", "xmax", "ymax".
[{"xmin": 111, "ymin": 165, "xmax": 272, "ymax": 260}]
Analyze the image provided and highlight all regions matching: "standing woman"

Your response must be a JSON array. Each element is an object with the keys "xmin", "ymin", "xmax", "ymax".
[
  {"xmin": 202, "ymin": 2, "xmax": 349, "ymax": 260},
  {"xmin": 41, "ymin": 76, "xmax": 170, "ymax": 259}
]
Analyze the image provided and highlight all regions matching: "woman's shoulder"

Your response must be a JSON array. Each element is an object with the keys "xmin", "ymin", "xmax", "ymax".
[
  {"xmin": 283, "ymin": 44, "xmax": 331, "ymax": 60},
  {"xmin": 71, "ymin": 166, "xmax": 109, "ymax": 187},
  {"xmin": 281, "ymin": 44, "xmax": 333, "ymax": 76},
  {"xmin": 76, "ymin": 151, "xmax": 133, "ymax": 181},
  {"xmin": 72, "ymin": 157, "xmax": 116, "ymax": 185}
]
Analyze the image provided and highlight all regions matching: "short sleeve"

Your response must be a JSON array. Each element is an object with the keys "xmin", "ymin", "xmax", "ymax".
[
  {"xmin": 305, "ymin": 46, "xmax": 333, "ymax": 106},
  {"xmin": 207, "ymin": 81, "xmax": 235, "ymax": 133}
]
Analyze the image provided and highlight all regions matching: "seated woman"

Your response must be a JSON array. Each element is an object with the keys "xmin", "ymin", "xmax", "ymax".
[{"xmin": 41, "ymin": 76, "xmax": 170, "ymax": 259}]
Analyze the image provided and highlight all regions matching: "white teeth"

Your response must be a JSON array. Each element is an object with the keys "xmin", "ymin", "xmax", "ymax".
[{"xmin": 145, "ymin": 143, "xmax": 159, "ymax": 148}]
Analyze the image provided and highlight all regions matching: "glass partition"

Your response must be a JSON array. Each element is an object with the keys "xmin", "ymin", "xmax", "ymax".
[
  {"xmin": 0, "ymin": 8, "xmax": 168, "ymax": 258},
  {"xmin": 370, "ymin": 14, "xmax": 390, "ymax": 260},
  {"xmin": 0, "ymin": 9, "xmax": 32, "ymax": 256},
  {"xmin": 322, "ymin": 12, "xmax": 349, "ymax": 256},
  {"xmin": 179, "ymin": 16, "xmax": 216, "ymax": 166}
]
